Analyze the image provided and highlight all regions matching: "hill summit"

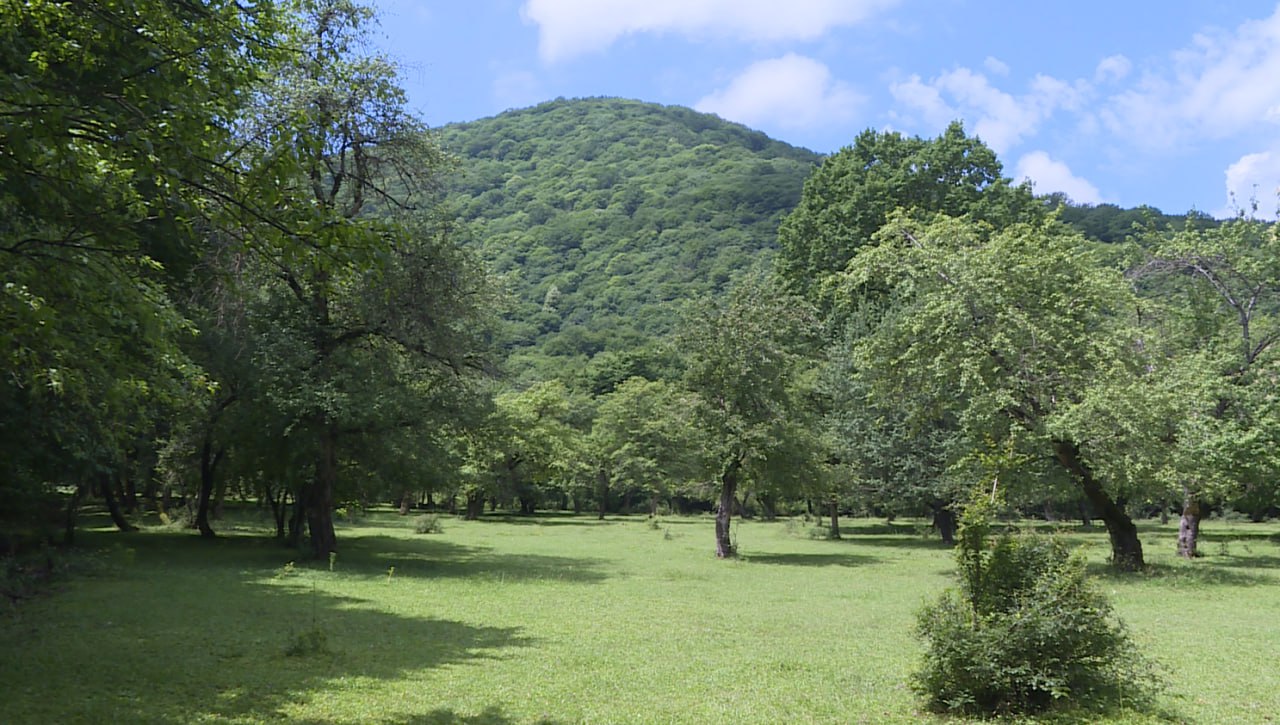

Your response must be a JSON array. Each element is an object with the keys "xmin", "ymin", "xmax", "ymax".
[{"xmin": 436, "ymin": 97, "xmax": 822, "ymax": 386}]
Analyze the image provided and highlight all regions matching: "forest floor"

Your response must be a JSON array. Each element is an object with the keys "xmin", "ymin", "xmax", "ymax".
[{"xmin": 2, "ymin": 508, "xmax": 1278, "ymax": 723}]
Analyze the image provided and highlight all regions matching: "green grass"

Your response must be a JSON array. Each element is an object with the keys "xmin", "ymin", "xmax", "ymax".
[{"xmin": 3, "ymin": 510, "xmax": 1280, "ymax": 723}]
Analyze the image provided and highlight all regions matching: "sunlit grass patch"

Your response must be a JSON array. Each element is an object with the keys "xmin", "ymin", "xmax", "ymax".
[{"xmin": 2, "ymin": 512, "xmax": 1278, "ymax": 722}]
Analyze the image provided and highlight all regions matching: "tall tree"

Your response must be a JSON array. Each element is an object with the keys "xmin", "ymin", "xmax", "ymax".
[
  {"xmin": 844, "ymin": 214, "xmax": 1150, "ymax": 569},
  {"xmin": 678, "ymin": 274, "xmax": 821, "ymax": 558},
  {"xmin": 0, "ymin": 0, "xmax": 283, "ymax": 544},
  {"xmin": 1128, "ymin": 217, "xmax": 1280, "ymax": 556},
  {"xmin": 227, "ymin": 0, "xmax": 489, "ymax": 556}
]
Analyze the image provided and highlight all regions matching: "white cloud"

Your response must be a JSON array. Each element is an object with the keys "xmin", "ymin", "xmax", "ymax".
[
  {"xmin": 1102, "ymin": 7, "xmax": 1280, "ymax": 149},
  {"xmin": 1220, "ymin": 149, "xmax": 1280, "ymax": 217},
  {"xmin": 1015, "ymin": 151, "xmax": 1104, "ymax": 205},
  {"xmin": 1094, "ymin": 54, "xmax": 1131, "ymax": 83},
  {"xmin": 890, "ymin": 68, "xmax": 1085, "ymax": 154},
  {"xmin": 695, "ymin": 54, "xmax": 861, "ymax": 130},
  {"xmin": 521, "ymin": 0, "xmax": 899, "ymax": 62},
  {"xmin": 984, "ymin": 56, "xmax": 1010, "ymax": 76}
]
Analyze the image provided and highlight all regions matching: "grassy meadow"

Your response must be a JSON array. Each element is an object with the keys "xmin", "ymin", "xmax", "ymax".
[{"xmin": 3, "ymin": 510, "xmax": 1279, "ymax": 724}]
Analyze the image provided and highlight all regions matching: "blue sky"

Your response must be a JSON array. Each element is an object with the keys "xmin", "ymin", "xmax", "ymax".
[{"xmin": 370, "ymin": 1, "xmax": 1280, "ymax": 217}]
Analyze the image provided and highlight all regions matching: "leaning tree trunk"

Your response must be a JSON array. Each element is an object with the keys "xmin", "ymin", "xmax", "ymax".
[
  {"xmin": 1053, "ymin": 440, "xmax": 1143, "ymax": 570},
  {"xmin": 99, "ymin": 472, "xmax": 137, "ymax": 532},
  {"xmin": 715, "ymin": 459, "xmax": 741, "ymax": 559},
  {"xmin": 1177, "ymin": 487, "xmax": 1202, "ymax": 558}
]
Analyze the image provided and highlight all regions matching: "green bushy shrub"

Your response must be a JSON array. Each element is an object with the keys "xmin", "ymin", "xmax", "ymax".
[
  {"xmin": 413, "ymin": 514, "xmax": 443, "ymax": 535},
  {"xmin": 914, "ymin": 494, "xmax": 1156, "ymax": 715}
]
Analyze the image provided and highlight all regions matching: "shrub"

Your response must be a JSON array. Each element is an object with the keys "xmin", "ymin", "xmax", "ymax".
[
  {"xmin": 413, "ymin": 514, "xmax": 443, "ymax": 535},
  {"xmin": 914, "ymin": 493, "xmax": 1156, "ymax": 716}
]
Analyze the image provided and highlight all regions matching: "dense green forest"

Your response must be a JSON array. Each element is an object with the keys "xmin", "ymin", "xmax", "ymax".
[
  {"xmin": 3, "ymin": 0, "xmax": 1278, "ymax": 579},
  {"xmin": 435, "ymin": 98, "xmax": 820, "ymax": 385}
]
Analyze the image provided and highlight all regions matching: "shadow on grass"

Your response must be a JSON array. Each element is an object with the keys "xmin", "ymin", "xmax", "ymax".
[
  {"xmin": 741, "ymin": 552, "xmax": 878, "ymax": 568},
  {"xmin": 0, "ymin": 530, "xmax": 540, "ymax": 724},
  {"xmin": 390, "ymin": 706, "xmax": 563, "ymax": 724},
  {"xmin": 352, "ymin": 534, "xmax": 610, "ymax": 584},
  {"xmin": 827, "ymin": 533, "xmax": 953, "ymax": 550},
  {"xmin": 469, "ymin": 512, "xmax": 610, "ymax": 526},
  {"xmin": 1086, "ymin": 559, "xmax": 1273, "ymax": 587}
]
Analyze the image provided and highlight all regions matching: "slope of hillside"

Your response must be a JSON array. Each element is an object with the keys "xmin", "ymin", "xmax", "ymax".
[{"xmin": 436, "ymin": 97, "xmax": 821, "ymax": 385}]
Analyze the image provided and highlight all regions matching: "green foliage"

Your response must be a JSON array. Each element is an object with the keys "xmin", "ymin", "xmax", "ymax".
[
  {"xmin": 435, "ymin": 98, "xmax": 820, "ymax": 384},
  {"xmin": 777, "ymin": 121, "xmax": 1041, "ymax": 317},
  {"xmin": 413, "ymin": 514, "xmax": 443, "ymax": 535},
  {"xmin": 915, "ymin": 493, "xmax": 1155, "ymax": 715}
]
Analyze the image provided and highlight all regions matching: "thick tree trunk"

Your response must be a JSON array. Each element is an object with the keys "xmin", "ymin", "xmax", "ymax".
[
  {"xmin": 398, "ymin": 490, "xmax": 413, "ymax": 516},
  {"xmin": 715, "ymin": 459, "xmax": 741, "ymax": 558},
  {"xmin": 827, "ymin": 499, "xmax": 841, "ymax": 540},
  {"xmin": 306, "ymin": 426, "xmax": 339, "ymax": 558},
  {"xmin": 1177, "ymin": 488, "xmax": 1202, "ymax": 558},
  {"xmin": 464, "ymin": 492, "xmax": 484, "ymax": 521},
  {"xmin": 99, "ymin": 472, "xmax": 137, "ymax": 532},
  {"xmin": 1053, "ymin": 440, "xmax": 1143, "ymax": 570},
  {"xmin": 933, "ymin": 505, "xmax": 956, "ymax": 546}
]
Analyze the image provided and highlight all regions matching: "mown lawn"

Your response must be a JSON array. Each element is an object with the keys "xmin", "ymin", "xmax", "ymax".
[{"xmin": 2, "ymin": 510, "xmax": 1278, "ymax": 723}]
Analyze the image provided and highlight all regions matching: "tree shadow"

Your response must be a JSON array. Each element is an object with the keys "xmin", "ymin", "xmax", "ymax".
[
  {"xmin": 741, "ymin": 552, "xmax": 878, "ymax": 568},
  {"xmin": 1085, "ymin": 560, "xmax": 1273, "ymax": 587},
  {"xmin": 469, "ymin": 513, "xmax": 607, "ymax": 526},
  {"xmin": 0, "ymin": 531, "xmax": 541, "ymax": 724},
  {"xmin": 391, "ymin": 706, "xmax": 564, "ymax": 724},
  {"xmin": 828, "ymin": 533, "xmax": 952, "ymax": 550},
  {"xmin": 352, "ymin": 534, "xmax": 610, "ymax": 584}
]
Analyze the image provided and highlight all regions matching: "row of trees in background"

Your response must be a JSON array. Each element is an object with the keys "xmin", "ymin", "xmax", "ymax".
[{"xmin": 4, "ymin": 2, "xmax": 1278, "ymax": 570}]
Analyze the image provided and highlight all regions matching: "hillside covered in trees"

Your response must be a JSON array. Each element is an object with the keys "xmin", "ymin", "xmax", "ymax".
[{"xmin": 435, "ymin": 98, "xmax": 821, "ymax": 385}]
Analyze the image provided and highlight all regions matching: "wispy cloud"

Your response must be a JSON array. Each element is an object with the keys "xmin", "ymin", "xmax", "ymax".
[
  {"xmin": 1102, "ymin": 7, "xmax": 1280, "ymax": 150},
  {"xmin": 695, "ymin": 54, "xmax": 861, "ymax": 131},
  {"xmin": 1015, "ymin": 151, "xmax": 1104, "ymax": 205},
  {"xmin": 521, "ymin": 0, "xmax": 898, "ymax": 63},
  {"xmin": 890, "ymin": 68, "xmax": 1085, "ymax": 155}
]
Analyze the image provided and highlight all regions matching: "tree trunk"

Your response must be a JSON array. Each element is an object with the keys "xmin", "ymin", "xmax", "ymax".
[
  {"xmin": 933, "ymin": 505, "xmax": 956, "ymax": 546},
  {"xmin": 99, "ymin": 472, "xmax": 137, "ymax": 532},
  {"xmin": 715, "ymin": 459, "xmax": 741, "ymax": 558},
  {"xmin": 828, "ymin": 498, "xmax": 841, "ymax": 540},
  {"xmin": 286, "ymin": 497, "xmax": 306, "ymax": 548},
  {"xmin": 464, "ymin": 491, "xmax": 484, "ymax": 521},
  {"xmin": 597, "ymin": 469, "xmax": 608, "ymax": 520},
  {"xmin": 194, "ymin": 438, "xmax": 222, "ymax": 538},
  {"xmin": 306, "ymin": 426, "xmax": 339, "ymax": 558},
  {"xmin": 1177, "ymin": 488, "xmax": 1202, "ymax": 558},
  {"xmin": 1053, "ymin": 440, "xmax": 1143, "ymax": 570},
  {"xmin": 398, "ymin": 490, "xmax": 413, "ymax": 516},
  {"xmin": 63, "ymin": 483, "xmax": 84, "ymax": 545}
]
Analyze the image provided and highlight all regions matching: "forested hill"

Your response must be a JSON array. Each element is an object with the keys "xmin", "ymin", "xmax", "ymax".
[{"xmin": 435, "ymin": 97, "xmax": 822, "ymax": 386}]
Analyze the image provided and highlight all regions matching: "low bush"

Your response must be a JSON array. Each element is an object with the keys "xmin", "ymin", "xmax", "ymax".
[
  {"xmin": 413, "ymin": 514, "xmax": 443, "ymax": 535},
  {"xmin": 914, "ymin": 494, "xmax": 1157, "ymax": 716}
]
